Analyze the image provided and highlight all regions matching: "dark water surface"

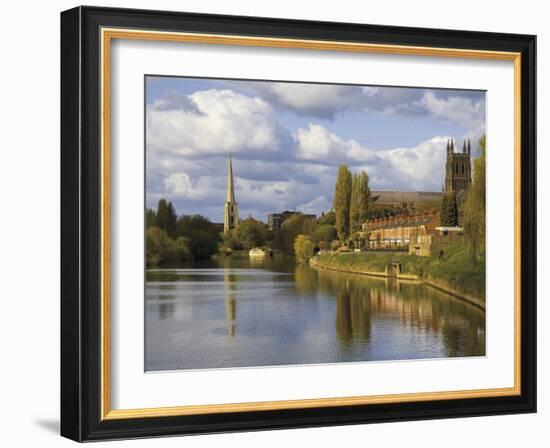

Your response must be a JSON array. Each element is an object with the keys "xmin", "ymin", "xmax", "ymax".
[{"xmin": 145, "ymin": 255, "xmax": 485, "ymax": 371}]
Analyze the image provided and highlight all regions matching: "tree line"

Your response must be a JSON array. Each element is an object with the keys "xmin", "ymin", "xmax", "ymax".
[
  {"xmin": 146, "ymin": 199, "xmax": 221, "ymax": 266},
  {"xmin": 145, "ymin": 139, "xmax": 484, "ymax": 266}
]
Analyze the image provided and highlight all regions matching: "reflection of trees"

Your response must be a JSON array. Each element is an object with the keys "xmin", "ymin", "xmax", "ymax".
[
  {"xmin": 294, "ymin": 264, "xmax": 319, "ymax": 295},
  {"xmin": 297, "ymin": 266, "xmax": 486, "ymax": 357},
  {"xmin": 158, "ymin": 302, "xmax": 175, "ymax": 320},
  {"xmin": 336, "ymin": 287, "xmax": 352, "ymax": 344},
  {"xmin": 224, "ymin": 270, "xmax": 237, "ymax": 337},
  {"xmin": 441, "ymin": 315, "xmax": 485, "ymax": 357},
  {"xmin": 335, "ymin": 280, "xmax": 372, "ymax": 346}
]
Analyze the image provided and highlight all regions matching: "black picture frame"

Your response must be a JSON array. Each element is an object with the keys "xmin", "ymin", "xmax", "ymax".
[{"xmin": 61, "ymin": 5, "xmax": 536, "ymax": 442}]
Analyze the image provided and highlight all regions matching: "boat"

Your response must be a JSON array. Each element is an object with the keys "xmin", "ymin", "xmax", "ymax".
[{"xmin": 249, "ymin": 247, "xmax": 272, "ymax": 257}]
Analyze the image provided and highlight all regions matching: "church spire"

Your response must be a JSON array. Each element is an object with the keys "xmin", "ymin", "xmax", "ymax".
[
  {"xmin": 226, "ymin": 152, "xmax": 236, "ymax": 204},
  {"xmin": 224, "ymin": 153, "xmax": 239, "ymax": 234}
]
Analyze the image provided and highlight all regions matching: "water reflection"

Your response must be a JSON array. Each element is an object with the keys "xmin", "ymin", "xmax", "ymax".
[
  {"xmin": 145, "ymin": 255, "xmax": 485, "ymax": 371},
  {"xmin": 224, "ymin": 270, "xmax": 236, "ymax": 337},
  {"xmin": 158, "ymin": 302, "xmax": 175, "ymax": 321}
]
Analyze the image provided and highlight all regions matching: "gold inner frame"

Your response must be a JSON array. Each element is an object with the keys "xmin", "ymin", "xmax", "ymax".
[{"xmin": 100, "ymin": 27, "xmax": 522, "ymax": 421}]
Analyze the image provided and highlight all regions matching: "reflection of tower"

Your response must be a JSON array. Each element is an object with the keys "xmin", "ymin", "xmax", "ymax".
[
  {"xmin": 223, "ymin": 153, "xmax": 239, "ymax": 234},
  {"xmin": 224, "ymin": 270, "xmax": 237, "ymax": 337}
]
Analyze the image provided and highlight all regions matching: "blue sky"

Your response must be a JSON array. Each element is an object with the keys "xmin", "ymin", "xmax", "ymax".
[{"xmin": 146, "ymin": 76, "xmax": 485, "ymax": 223}]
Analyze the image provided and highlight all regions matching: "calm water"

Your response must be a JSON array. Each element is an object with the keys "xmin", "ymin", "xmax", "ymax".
[{"xmin": 145, "ymin": 255, "xmax": 485, "ymax": 371}]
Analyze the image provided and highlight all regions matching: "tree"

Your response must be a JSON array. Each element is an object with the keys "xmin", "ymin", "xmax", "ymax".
[
  {"xmin": 146, "ymin": 208, "xmax": 156, "ymax": 229},
  {"xmin": 350, "ymin": 171, "xmax": 371, "ymax": 234},
  {"xmin": 175, "ymin": 214, "xmax": 221, "ymax": 259},
  {"xmin": 146, "ymin": 227, "xmax": 192, "ymax": 267},
  {"xmin": 440, "ymin": 192, "xmax": 458, "ymax": 226},
  {"xmin": 154, "ymin": 199, "xmax": 177, "ymax": 236},
  {"xmin": 439, "ymin": 194, "xmax": 448, "ymax": 225},
  {"xmin": 333, "ymin": 165, "xmax": 352, "ymax": 243},
  {"xmin": 272, "ymin": 213, "xmax": 316, "ymax": 255},
  {"xmin": 310, "ymin": 224, "xmax": 337, "ymax": 246},
  {"xmin": 231, "ymin": 218, "xmax": 269, "ymax": 250},
  {"xmin": 294, "ymin": 234, "xmax": 314, "ymax": 263},
  {"xmin": 318, "ymin": 210, "xmax": 336, "ymax": 226},
  {"xmin": 462, "ymin": 135, "xmax": 486, "ymax": 262}
]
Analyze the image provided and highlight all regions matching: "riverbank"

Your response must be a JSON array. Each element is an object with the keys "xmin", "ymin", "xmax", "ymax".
[{"xmin": 311, "ymin": 246, "xmax": 485, "ymax": 309}]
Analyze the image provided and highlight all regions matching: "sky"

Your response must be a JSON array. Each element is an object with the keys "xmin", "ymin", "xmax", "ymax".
[{"xmin": 145, "ymin": 76, "xmax": 485, "ymax": 223}]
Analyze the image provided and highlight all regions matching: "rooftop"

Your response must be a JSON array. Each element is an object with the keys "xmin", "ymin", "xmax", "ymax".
[{"xmin": 371, "ymin": 190, "xmax": 445, "ymax": 204}]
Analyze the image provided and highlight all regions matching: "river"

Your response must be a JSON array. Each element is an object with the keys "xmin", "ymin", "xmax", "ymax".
[{"xmin": 145, "ymin": 254, "xmax": 485, "ymax": 371}]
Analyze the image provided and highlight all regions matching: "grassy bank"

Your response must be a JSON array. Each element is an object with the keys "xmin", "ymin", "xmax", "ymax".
[{"xmin": 315, "ymin": 244, "xmax": 485, "ymax": 301}]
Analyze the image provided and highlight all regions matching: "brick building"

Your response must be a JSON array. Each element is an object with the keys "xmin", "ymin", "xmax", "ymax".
[{"xmin": 361, "ymin": 210, "xmax": 440, "ymax": 251}]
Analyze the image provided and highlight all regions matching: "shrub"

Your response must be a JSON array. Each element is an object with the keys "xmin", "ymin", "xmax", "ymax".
[
  {"xmin": 146, "ymin": 227, "xmax": 192, "ymax": 267},
  {"xmin": 294, "ymin": 234, "xmax": 314, "ymax": 263}
]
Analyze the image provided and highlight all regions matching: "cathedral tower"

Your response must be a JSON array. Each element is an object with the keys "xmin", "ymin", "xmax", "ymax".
[
  {"xmin": 224, "ymin": 153, "xmax": 239, "ymax": 234},
  {"xmin": 445, "ymin": 138, "xmax": 472, "ymax": 193}
]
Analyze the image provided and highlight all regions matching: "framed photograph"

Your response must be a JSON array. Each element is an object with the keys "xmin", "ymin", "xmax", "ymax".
[{"xmin": 60, "ymin": 6, "xmax": 536, "ymax": 441}]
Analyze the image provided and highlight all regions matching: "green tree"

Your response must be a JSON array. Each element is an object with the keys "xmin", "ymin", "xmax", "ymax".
[
  {"xmin": 333, "ymin": 165, "xmax": 352, "ymax": 243},
  {"xmin": 439, "ymin": 194, "xmax": 449, "ymax": 225},
  {"xmin": 273, "ymin": 213, "xmax": 316, "ymax": 255},
  {"xmin": 310, "ymin": 224, "xmax": 337, "ymax": 246},
  {"xmin": 146, "ymin": 227, "xmax": 192, "ymax": 267},
  {"xmin": 318, "ymin": 210, "xmax": 336, "ymax": 226},
  {"xmin": 462, "ymin": 135, "xmax": 486, "ymax": 262},
  {"xmin": 231, "ymin": 218, "xmax": 269, "ymax": 250},
  {"xmin": 146, "ymin": 208, "xmax": 156, "ymax": 229},
  {"xmin": 154, "ymin": 199, "xmax": 177, "ymax": 236},
  {"xmin": 176, "ymin": 214, "xmax": 221, "ymax": 259},
  {"xmin": 349, "ymin": 171, "xmax": 371, "ymax": 234},
  {"xmin": 294, "ymin": 234, "xmax": 314, "ymax": 263},
  {"xmin": 440, "ymin": 192, "xmax": 459, "ymax": 226}
]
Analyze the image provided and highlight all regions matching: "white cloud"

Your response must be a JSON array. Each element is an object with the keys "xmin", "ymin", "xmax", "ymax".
[
  {"xmin": 419, "ymin": 92, "xmax": 485, "ymax": 130},
  {"xmin": 375, "ymin": 136, "xmax": 448, "ymax": 191},
  {"xmin": 146, "ymin": 89, "xmax": 291, "ymax": 157},
  {"xmin": 253, "ymin": 82, "xmax": 486, "ymax": 129},
  {"xmin": 149, "ymin": 135, "xmax": 459, "ymax": 221},
  {"xmin": 146, "ymin": 85, "xmax": 485, "ymax": 221},
  {"xmin": 259, "ymin": 83, "xmax": 364, "ymax": 118},
  {"xmin": 295, "ymin": 124, "xmax": 378, "ymax": 164}
]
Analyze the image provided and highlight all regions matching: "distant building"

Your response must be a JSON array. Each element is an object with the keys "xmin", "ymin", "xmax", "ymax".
[
  {"xmin": 267, "ymin": 213, "xmax": 283, "ymax": 231},
  {"xmin": 267, "ymin": 210, "xmax": 316, "ymax": 231},
  {"xmin": 445, "ymin": 139, "xmax": 472, "ymax": 193},
  {"xmin": 223, "ymin": 153, "xmax": 239, "ymax": 234}
]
